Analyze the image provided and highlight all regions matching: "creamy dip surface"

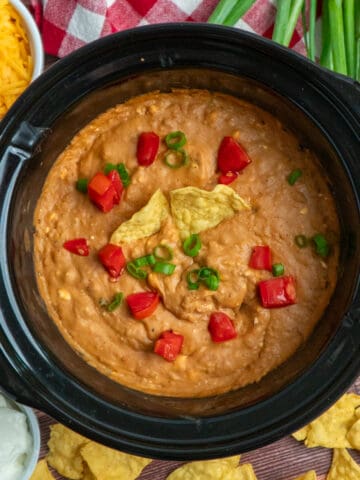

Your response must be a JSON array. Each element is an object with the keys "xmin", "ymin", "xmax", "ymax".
[
  {"xmin": 34, "ymin": 90, "xmax": 339, "ymax": 397},
  {"xmin": 0, "ymin": 394, "xmax": 32, "ymax": 480}
]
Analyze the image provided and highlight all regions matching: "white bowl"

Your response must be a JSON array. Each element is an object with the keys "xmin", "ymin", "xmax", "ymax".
[
  {"xmin": 0, "ymin": 391, "xmax": 41, "ymax": 480},
  {"xmin": 8, "ymin": 0, "xmax": 44, "ymax": 80}
]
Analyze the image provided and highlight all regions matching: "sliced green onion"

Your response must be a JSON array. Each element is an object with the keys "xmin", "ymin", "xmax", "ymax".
[
  {"xmin": 153, "ymin": 244, "xmax": 174, "ymax": 261},
  {"xmin": 282, "ymin": 0, "xmax": 305, "ymax": 46},
  {"xmin": 183, "ymin": 234, "xmax": 202, "ymax": 257},
  {"xmin": 295, "ymin": 234, "xmax": 308, "ymax": 248},
  {"xmin": 320, "ymin": 0, "xmax": 334, "ymax": 70},
  {"xmin": 313, "ymin": 233, "xmax": 330, "ymax": 258},
  {"xmin": 104, "ymin": 163, "xmax": 117, "ymax": 175},
  {"xmin": 107, "ymin": 292, "xmax": 124, "ymax": 312},
  {"xmin": 287, "ymin": 168, "xmax": 303, "ymax": 185},
  {"xmin": 204, "ymin": 274, "xmax": 220, "ymax": 291},
  {"xmin": 153, "ymin": 262, "xmax": 176, "ymax": 275},
  {"xmin": 126, "ymin": 262, "xmax": 148, "ymax": 279},
  {"xmin": 198, "ymin": 267, "xmax": 219, "ymax": 280},
  {"xmin": 165, "ymin": 131, "xmax": 187, "ymax": 150},
  {"xmin": 308, "ymin": 0, "xmax": 317, "ymax": 62},
  {"xmin": 76, "ymin": 178, "xmax": 88, "ymax": 193},
  {"xmin": 218, "ymin": 0, "xmax": 257, "ymax": 26},
  {"xmin": 133, "ymin": 254, "xmax": 156, "ymax": 267},
  {"xmin": 272, "ymin": 1, "xmax": 291, "ymax": 44},
  {"xmin": 344, "ymin": 0, "xmax": 356, "ymax": 78},
  {"xmin": 163, "ymin": 149, "xmax": 188, "ymax": 169},
  {"xmin": 272, "ymin": 263, "xmax": 285, "ymax": 277},
  {"xmin": 186, "ymin": 269, "xmax": 200, "ymax": 290},
  {"xmin": 328, "ymin": 0, "xmax": 348, "ymax": 75},
  {"xmin": 116, "ymin": 163, "xmax": 131, "ymax": 187}
]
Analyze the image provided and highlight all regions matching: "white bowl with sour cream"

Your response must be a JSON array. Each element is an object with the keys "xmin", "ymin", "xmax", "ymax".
[{"xmin": 0, "ymin": 392, "xmax": 40, "ymax": 480}]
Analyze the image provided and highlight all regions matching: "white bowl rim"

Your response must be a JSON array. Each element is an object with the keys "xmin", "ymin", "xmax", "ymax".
[{"xmin": 8, "ymin": 0, "xmax": 45, "ymax": 80}]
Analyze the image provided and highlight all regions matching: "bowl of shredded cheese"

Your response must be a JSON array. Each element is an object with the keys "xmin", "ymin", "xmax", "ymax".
[{"xmin": 0, "ymin": 0, "xmax": 44, "ymax": 120}]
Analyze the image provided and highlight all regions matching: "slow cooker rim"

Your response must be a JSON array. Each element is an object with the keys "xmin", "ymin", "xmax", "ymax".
[{"xmin": 0, "ymin": 23, "xmax": 359, "ymax": 459}]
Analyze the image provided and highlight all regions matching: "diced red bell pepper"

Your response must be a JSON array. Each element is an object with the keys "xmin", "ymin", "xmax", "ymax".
[
  {"xmin": 98, "ymin": 243, "xmax": 126, "ymax": 278},
  {"xmin": 126, "ymin": 291, "xmax": 160, "ymax": 319},
  {"xmin": 258, "ymin": 275, "xmax": 296, "ymax": 308},
  {"xmin": 208, "ymin": 312, "xmax": 237, "ymax": 343},
  {"xmin": 63, "ymin": 238, "xmax": 89, "ymax": 256},
  {"xmin": 107, "ymin": 169, "xmax": 123, "ymax": 205},
  {"xmin": 218, "ymin": 171, "xmax": 238, "ymax": 185},
  {"xmin": 137, "ymin": 132, "xmax": 160, "ymax": 166},
  {"xmin": 154, "ymin": 330, "xmax": 184, "ymax": 362},
  {"xmin": 217, "ymin": 136, "xmax": 251, "ymax": 174},
  {"xmin": 88, "ymin": 172, "xmax": 117, "ymax": 213},
  {"xmin": 249, "ymin": 246, "xmax": 272, "ymax": 271}
]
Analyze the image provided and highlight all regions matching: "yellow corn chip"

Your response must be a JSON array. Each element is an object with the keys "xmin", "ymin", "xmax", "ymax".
[
  {"xmin": 293, "ymin": 471, "xmax": 317, "ymax": 480},
  {"xmin": 347, "ymin": 418, "xmax": 360, "ymax": 450},
  {"xmin": 29, "ymin": 459, "xmax": 55, "ymax": 480},
  {"xmin": 80, "ymin": 441, "xmax": 151, "ymax": 480},
  {"xmin": 223, "ymin": 463, "xmax": 258, "ymax": 480},
  {"xmin": 292, "ymin": 426, "xmax": 310, "ymax": 442},
  {"xmin": 170, "ymin": 185, "xmax": 250, "ymax": 239},
  {"xmin": 292, "ymin": 394, "xmax": 360, "ymax": 448},
  {"xmin": 327, "ymin": 448, "xmax": 360, "ymax": 479},
  {"xmin": 166, "ymin": 455, "xmax": 241, "ymax": 480},
  {"xmin": 111, "ymin": 189, "xmax": 169, "ymax": 243},
  {"xmin": 47, "ymin": 424, "xmax": 89, "ymax": 479}
]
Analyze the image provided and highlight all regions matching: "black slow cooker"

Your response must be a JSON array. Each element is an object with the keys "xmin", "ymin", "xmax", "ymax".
[{"xmin": 0, "ymin": 24, "xmax": 359, "ymax": 460}]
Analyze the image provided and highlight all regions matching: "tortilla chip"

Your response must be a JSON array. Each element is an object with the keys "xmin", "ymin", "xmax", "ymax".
[
  {"xmin": 80, "ymin": 441, "xmax": 151, "ymax": 480},
  {"xmin": 111, "ymin": 189, "xmax": 169, "ymax": 244},
  {"xmin": 30, "ymin": 459, "xmax": 55, "ymax": 480},
  {"xmin": 327, "ymin": 448, "xmax": 360, "ymax": 479},
  {"xmin": 223, "ymin": 463, "xmax": 258, "ymax": 479},
  {"xmin": 170, "ymin": 185, "xmax": 250, "ymax": 239},
  {"xmin": 293, "ymin": 471, "xmax": 317, "ymax": 480},
  {"xmin": 166, "ymin": 455, "xmax": 240, "ymax": 479},
  {"xmin": 292, "ymin": 426, "xmax": 310, "ymax": 442},
  {"xmin": 292, "ymin": 394, "xmax": 360, "ymax": 448},
  {"xmin": 47, "ymin": 424, "xmax": 89, "ymax": 479},
  {"xmin": 347, "ymin": 417, "xmax": 360, "ymax": 450}
]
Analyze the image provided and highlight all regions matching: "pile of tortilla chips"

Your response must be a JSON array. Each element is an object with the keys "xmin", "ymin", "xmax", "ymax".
[
  {"xmin": 293, "ymin": 392, "xmax": 360, "ymax": 479},
  {"xmin": 30, "ymin": 424, "xmax": 151, "ymax": 480},
  {"xmin": 31, "ymin": 393, "xmax": 360, "ymax": 480}
]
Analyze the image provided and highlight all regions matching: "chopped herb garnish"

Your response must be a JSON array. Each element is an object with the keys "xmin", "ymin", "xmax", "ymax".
[
  {"xmin": 153, "ymin": 262, "xmax": 176, "ymax": 275},
  {"xmin": 126, "ymin": 262, "xmax": 148, "ymax": 279},
  {"xmin": 183, "ymin": 234, "xmax": 202, "ymax": 257},
  {"xmin": 163, "ymin": 149, "xmax": 188, "ymax": 169},
  {"xmin": 107, "ymin": 292, "xmax": 124, "ymax": 312},
  {"xmin": 272, "ymin": 263, "xmax": 285, "ymax": 277},
  {"xmin": 153, "ymin": 244, "xmax": 174, "ymax": 261},
  {"xmin": 104, "ymin": 162, "xmax": 131, "ymax": 187},
  {"xmin": 165, "ymin": 131, "xmax": 187, "ymax": 150},
  {"xmin": 313, "ymin": 233, "xmax": 330, "ymax": 258},
  {"xmin": 76, "ymin": 178, "xmax": 89, "ymax": 193},
  {"xmin": 287, "ymin": 168, "xmax": 303, "ymax": 185}
]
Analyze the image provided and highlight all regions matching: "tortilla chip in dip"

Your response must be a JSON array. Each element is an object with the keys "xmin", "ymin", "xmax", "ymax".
[
  {"xmin": 170, "ymin": 185, "xmax": 250, "ymax": 239},
  {"xmin": 111, "ymin": 189, "xmax": 169, "ymax": 244}
]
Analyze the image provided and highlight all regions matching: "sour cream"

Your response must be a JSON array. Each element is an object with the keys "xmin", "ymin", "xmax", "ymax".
[{"xmin": 0, "ymin": 394, "xmax": 32, "ymax": 480}]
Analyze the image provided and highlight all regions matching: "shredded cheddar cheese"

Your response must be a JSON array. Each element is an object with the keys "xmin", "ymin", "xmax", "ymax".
[{"xmin": 0, "ymin": 0, "xmax": 32, "ymax": 119}]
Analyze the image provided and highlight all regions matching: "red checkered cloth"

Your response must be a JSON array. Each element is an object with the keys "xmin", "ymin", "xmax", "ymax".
[{"xmin": 30, "ymin": 0, "xmax": 308, "ymax": 58}]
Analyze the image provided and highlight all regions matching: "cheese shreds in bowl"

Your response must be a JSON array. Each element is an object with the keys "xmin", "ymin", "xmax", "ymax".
[{"xmin": 0, "ymin": 0, "xmax": 32, "ymax": 119}]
